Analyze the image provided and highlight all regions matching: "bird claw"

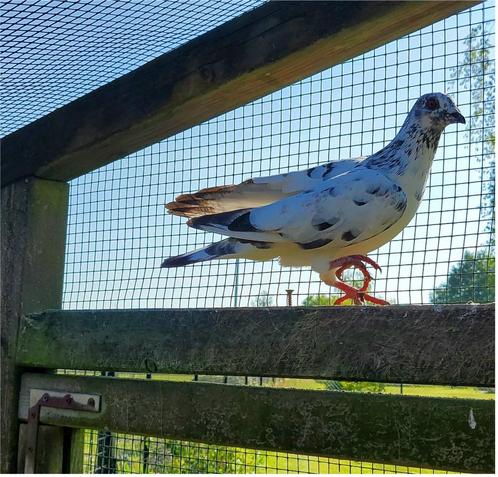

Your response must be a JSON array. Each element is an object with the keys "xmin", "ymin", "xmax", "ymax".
[
  {"xmin": 357, "ymin": 255, "xmax": 382, "ymax": 273},
  {"xmin": 334, "ymin": 291, "xmax": 389, "ymax": 306},
  {"xmin": 328, "ymin": 255, "xmax": 389, "ymax": 306}
]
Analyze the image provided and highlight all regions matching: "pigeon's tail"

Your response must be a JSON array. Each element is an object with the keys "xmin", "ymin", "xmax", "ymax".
[{"xmin": 161, "ymin": 238, "xmax": 255, "ymax": 268}]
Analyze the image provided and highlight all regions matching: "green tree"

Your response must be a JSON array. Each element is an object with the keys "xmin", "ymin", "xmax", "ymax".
[
  {"xmin": 433, "ymin": 26, "xmax": 495, "ymax": 305},
  {"xmin": 450, "ymin": 23, "xmax": 495, "ymax": 236},
  {"xmin": 431, "ymin": 249, "xmax": 494, "ymax": 304},
  {"xmin": 302, "ymin": 294, "xmax": 337, "ymax": 306},
  {"xmin": 302, "ymin": 270, "xmax": 372, "ymax": 306},
  {"xmin": 250, "ymin": 290, "xmax": 273, "ymax": 307},
  {"xmin": 323, "ymin": 380, "xmax": 386, "ymax": 393},
  {"xmin": 159, "ymin": 440, "xmax": 266, "ymax": 473}
]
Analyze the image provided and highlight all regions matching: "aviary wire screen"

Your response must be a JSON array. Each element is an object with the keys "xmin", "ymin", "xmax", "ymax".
[
  {"xmin": 62, "ymin": 2, "xmax": 495, "ymax": 310},
  {"xmin": 3, "ymin": 0, "xmax": 494, "ymax": 474}
]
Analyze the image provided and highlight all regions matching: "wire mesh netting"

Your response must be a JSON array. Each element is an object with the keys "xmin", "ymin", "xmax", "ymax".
[
  {"xmin": 1, "ymin": 0, "xmax": 264, "ymax": 136},
  {"xmin": 81, "ymin": 428, "xmax": 455, "ymax": 474},
  {"xmin": 62, "ymin": 2, "xmax": 495, "ymax": 310},
  {"xmin": 4, "ymin": 0, "xmax": 495, "ymax": 474}
]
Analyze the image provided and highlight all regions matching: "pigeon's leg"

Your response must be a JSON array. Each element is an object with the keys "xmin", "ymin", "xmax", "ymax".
[{"xmin": 320, "ymin": 255, "xmax": 389, "ymax": 306}]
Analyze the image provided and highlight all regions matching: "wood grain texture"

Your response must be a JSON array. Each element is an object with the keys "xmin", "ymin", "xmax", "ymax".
[
  {"xmin": 68, "ymin": 429, "xmax": 85, "ymax": 473},
  {"xmin": 16, "ymin": 305, "xmax": 494, "ymax": 386},
  {"xmin": 19, "ymin": 373, "xmax": 494, "ymax": 473},
  {"xmin": 1, "ymin": 1, "xmax": 478, "ymax": 186},
  {"xmin": 1, "ymin": 178, "xmax": 69, "ymax": 472},
  {"xmin": 17, "ymin": 424, "xmax": 65, "ymax": 473}
]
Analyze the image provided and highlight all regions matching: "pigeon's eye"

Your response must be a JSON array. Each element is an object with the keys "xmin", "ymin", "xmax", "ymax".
[{"xmin": 425, "ymin": 97, "xmax": 439, "ymax": 110}]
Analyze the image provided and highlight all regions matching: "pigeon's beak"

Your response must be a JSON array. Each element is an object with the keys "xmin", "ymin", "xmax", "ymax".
[{"xmin": 449, "ymin": 110, "xmax": 466, "ymax": 124}]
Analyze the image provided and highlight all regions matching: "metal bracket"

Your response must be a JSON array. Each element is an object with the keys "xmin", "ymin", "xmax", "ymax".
[{"xmin": 25, "ymin": 389, "xmax": 100, "ymax": 474}]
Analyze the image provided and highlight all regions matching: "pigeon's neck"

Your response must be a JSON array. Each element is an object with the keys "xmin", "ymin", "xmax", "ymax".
[{"xmin": 366, "ymin": 114, "xmax": 443, "ymax": 191}]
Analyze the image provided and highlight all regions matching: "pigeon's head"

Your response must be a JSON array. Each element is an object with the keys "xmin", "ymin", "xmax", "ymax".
[{"xmin": 412, "ymin": 93, "xmax": 465, "ymax": 130}]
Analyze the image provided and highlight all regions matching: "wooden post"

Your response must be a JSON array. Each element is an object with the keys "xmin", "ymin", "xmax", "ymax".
[
  {"xmin": 1, "ymin": 177, "xmax": 68, "ymax": 472},
  {"xmin": 68, "ymin": 429, "xmax": 86, "ymax": 473},
  {"xmin": 17, "ymin": 424, "xmax": 66, "ymax": 473}
]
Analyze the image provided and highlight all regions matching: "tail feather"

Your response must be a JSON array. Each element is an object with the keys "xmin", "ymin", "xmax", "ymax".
[
  {"xmin": 161, "ymin": 237, "xmax": 276, "ymax": 268},
  {"xmin": 161, "ymin": 239, "xmax": 240, "ymax": 268}
]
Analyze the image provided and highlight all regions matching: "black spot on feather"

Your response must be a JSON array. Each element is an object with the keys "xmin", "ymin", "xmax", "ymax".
[
  {"xmin": 298, "ymin": 238, "xmax": 331, "ymax": 250},
  {"xmin": 314, "ymin": 222, "xmax": 332, "ymax": 231},
  {"xmin": 353, "ymin": 200, "xmax": 367, "ymax": 206},
  {"xmin": 227, "ymin": 212, "xmax": 258, "ymax": 232},
  {"xmin": 395, "ymin": 200, "xmax": 407, "ymax": 212},
  {"xmin": 342, "ymin": 230, "xmax": 358, "ymax": 242},
  {"xmin": 322, "ymin": 162, "xmax": 336, "ymax": 177},
  {"xmin": 312, "ymin": 216, "xmax": 339, "ymax": 231},
  {"xmin": 366, "ymin": 185, "xmax": 381, "ymax": 195},
  {"xmin": 306, "ymin": 166, "xmax": 317, "ymax": 177}
]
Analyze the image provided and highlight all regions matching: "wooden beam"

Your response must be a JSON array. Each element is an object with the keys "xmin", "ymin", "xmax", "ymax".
[
  {"xmin": 18, "ymin": 373, "xmax": 494, "ymax": 473},
  {"xmin": 68, "ymin": 429, "xmax": 85, "ymax": 474},
  {"xmin": 17, "ymin": 424, "xmax": 65, "ymax": 473},
  {"xmin": 1, "ymin": 178, "xmax": 68, "ymax": 473},
  {"xmin": 16, "ymin": 305, "xmax": 494, "ymax": 386},
  {"xmin": 1, "ymin": 1, "xmax": 478, "ymax": 186}
]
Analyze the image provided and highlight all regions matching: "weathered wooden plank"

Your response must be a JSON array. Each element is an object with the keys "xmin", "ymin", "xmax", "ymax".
[
  {"xmin": 1, "ymin": 178, "xmax": 69, "ymax": 473},
  {"xmin": 16, "ymin": 305, "xmax": 494, "ymax": 386},
  {"xmin": 1, "ymin": 1, "xmax": 478, "ymax": 186},
  {"xmin": 68, "ymin": 429, "xmax": 85, "ymax": 474},
  {"xmin": 18, "ymin": 373, "xmax": 494, "ymax": 473},
  {"xmin": 17, "ymin": 424, "xmax": 65, "ymax": 473}
]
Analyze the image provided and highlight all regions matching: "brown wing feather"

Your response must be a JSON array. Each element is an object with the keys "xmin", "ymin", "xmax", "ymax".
[
  {"xmin": 166, "ymin": 180, "xmax": 288, "ymax": 218},
  {"xmin": 165, "ymin": 159, "xmax": 362, "ymax": 218},
  {"xmin": 166, "ymin": 185, "xmax": 236, "ymax": 217}
]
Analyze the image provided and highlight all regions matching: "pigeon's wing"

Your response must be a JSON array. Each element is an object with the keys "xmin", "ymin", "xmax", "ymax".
[
  {"xmin": 166, "ymin": 158, "xmax": 363, "ymax": 217},
  {"xmin": 187, "ymin": 168, "xmax": 407, "ymax": 247}
]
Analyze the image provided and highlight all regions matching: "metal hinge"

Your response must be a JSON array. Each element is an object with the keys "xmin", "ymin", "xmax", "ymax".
[{"xmin": 25, "ymin": 389, "xmax": 100, "ymax": 473}]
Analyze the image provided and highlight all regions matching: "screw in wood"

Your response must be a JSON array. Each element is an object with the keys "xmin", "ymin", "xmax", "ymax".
[{"xmin": 285, "ymin": 289, "xmax": 294, "ymax": 307}]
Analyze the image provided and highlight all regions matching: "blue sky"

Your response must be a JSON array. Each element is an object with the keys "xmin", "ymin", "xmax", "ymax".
[{"xmin": 27, "ymin": 1, "xmax": 493, "ymax": 309}]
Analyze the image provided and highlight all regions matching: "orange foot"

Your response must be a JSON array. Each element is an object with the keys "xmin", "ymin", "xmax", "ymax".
[{"xmin": 322, "ymin": 255, "xmax": 390, "ymax": 306}]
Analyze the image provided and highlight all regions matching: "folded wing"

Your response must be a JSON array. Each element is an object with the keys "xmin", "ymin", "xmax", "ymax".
[
  {"xmin": 166, "ymin": 158, "xmax": 363, "ymax": 217},
  {"xmin": 187, "ymin": 168, "xmax": 407, "ymax": 249}
]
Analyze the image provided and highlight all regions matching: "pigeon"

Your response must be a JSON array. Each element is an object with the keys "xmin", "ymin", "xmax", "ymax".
[{"xmin": 162, "ymin": 93, "xmax": 465, "ymax": 305}]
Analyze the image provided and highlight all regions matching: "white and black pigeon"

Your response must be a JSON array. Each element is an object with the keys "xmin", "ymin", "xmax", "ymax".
[{"xmin": 162, "ymin": 93, "xmax": 465, "ymax": 305}]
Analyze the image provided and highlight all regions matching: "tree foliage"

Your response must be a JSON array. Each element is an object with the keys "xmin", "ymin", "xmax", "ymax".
[
  {"xmin": 250, "ymin": 290, "xmax": 274, "ymax": 307},
  {"xmin": 323, "ymin": 380, "xmax": 386, "ymax": 393},
  {"xmin": 432, "ymin": 26, "xmax": 495, "ymax": 305},
  {"xmin": 430, "ymin": 249, "xmax": 494, "ymax": 304},
  {"xmin": 450, "ymin": 24, "xmax": 495, "ymax": 235},
  {"xmin": 302, "ymin": 294, "xmax": 337, "ymax": 306}
]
